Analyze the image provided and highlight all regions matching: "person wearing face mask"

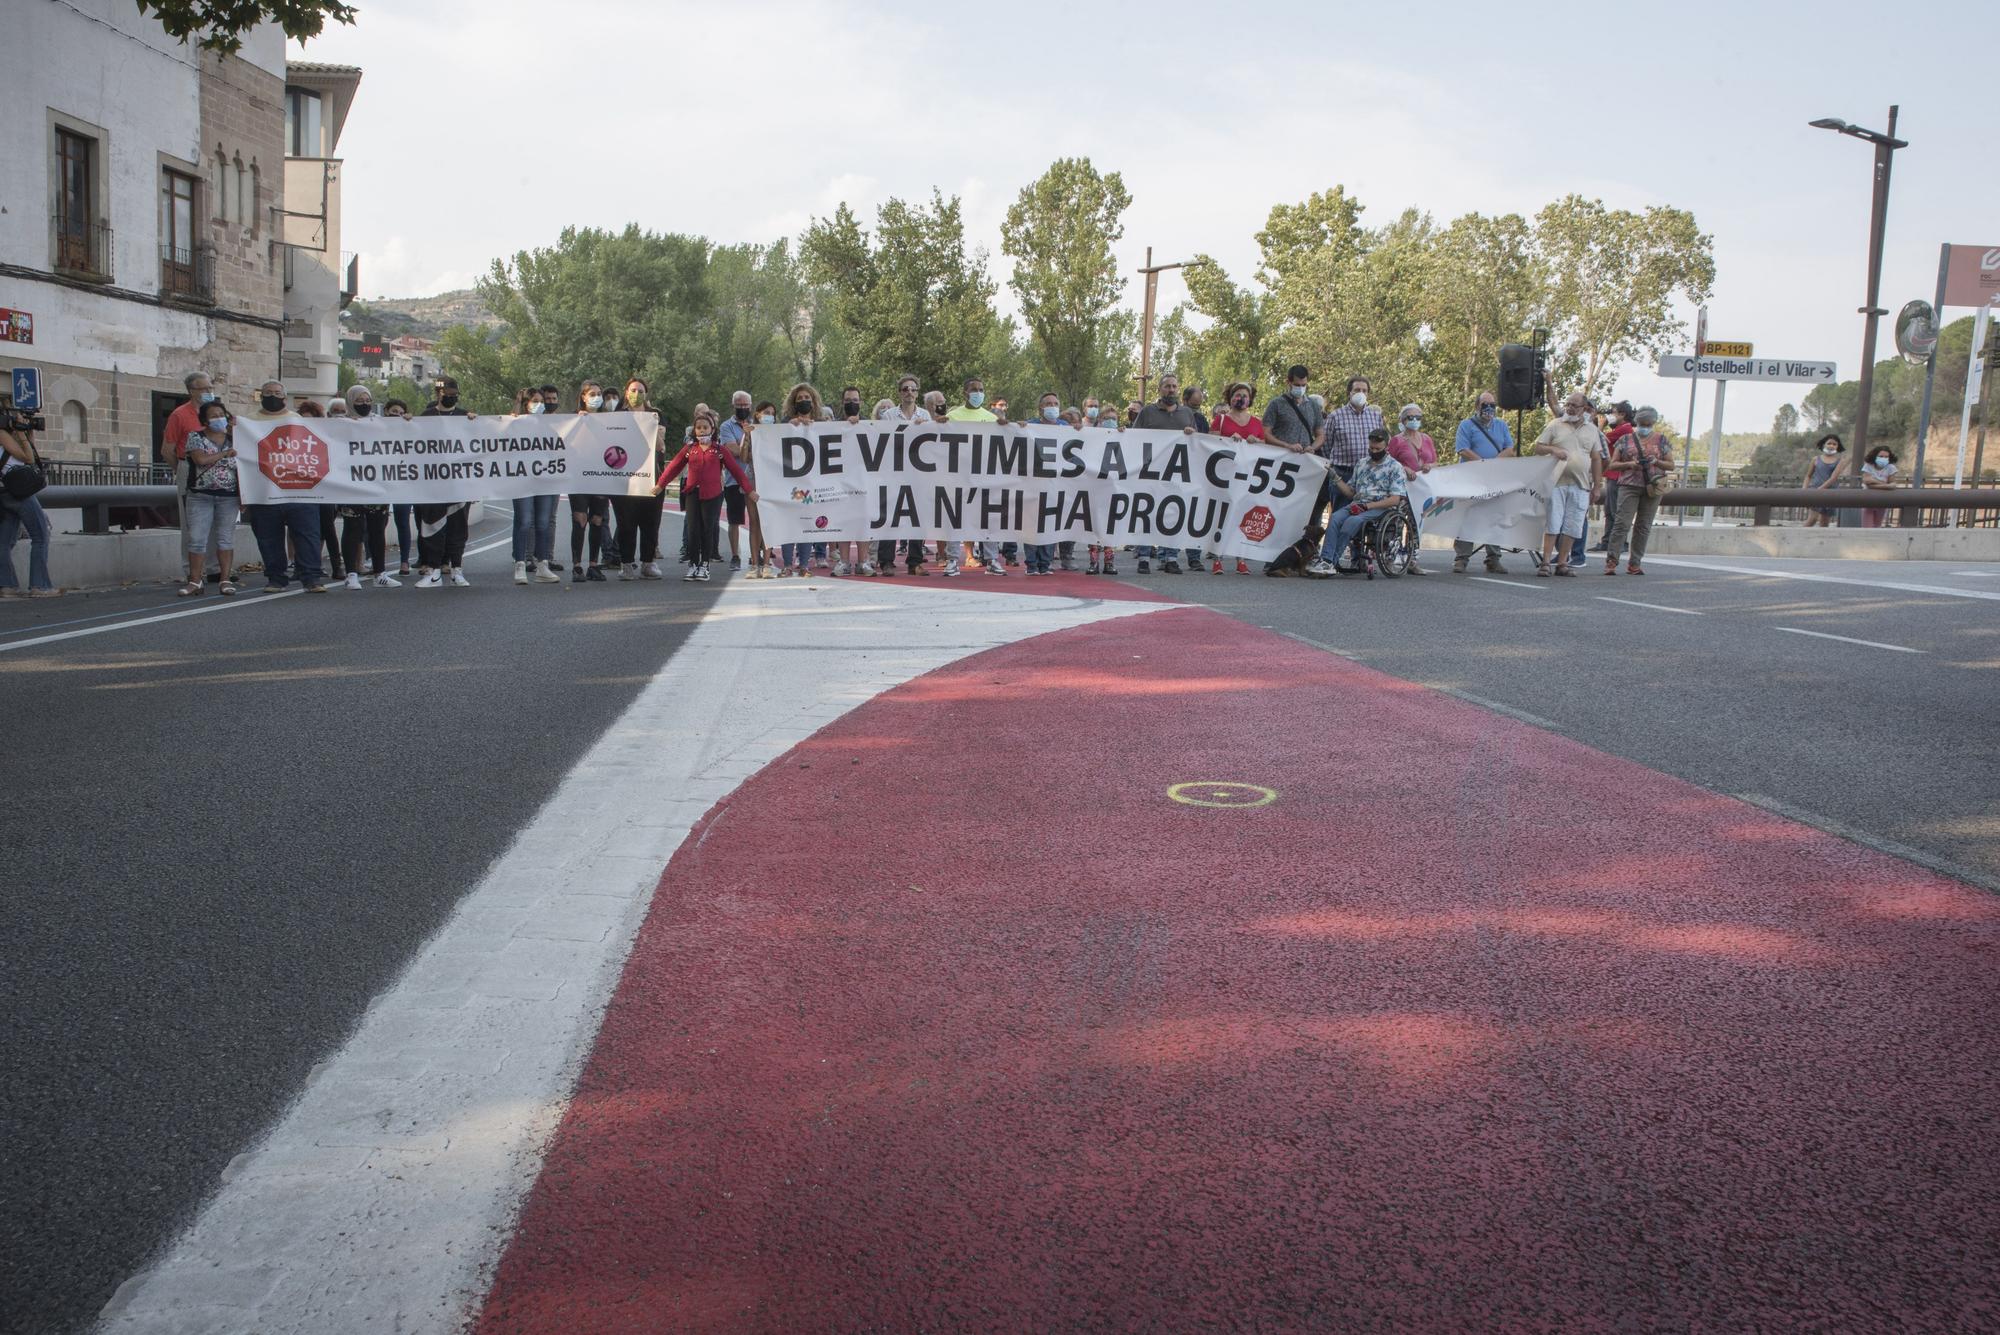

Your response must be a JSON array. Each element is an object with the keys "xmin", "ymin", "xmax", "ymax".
[
  {"xmin": 609, "ymin": 378, "xmax": 668, "ymax": 580},
  {"xmin": 1321, "ymin": 375, "xmax": 1384, "ymax": 481},
  {"xmin": 656, "ymin": 406, "xmax": 757, "ymax": 581},
  {"xmin": 243, "ymin": 379, "xmax": 327, "ymax": 593},
  {"xmin": 164, "ymin": 371, "xmax": 221, "ymax": 580},
  {"xmin": 507, "ymin": 387, "xmax": 562, "ymax": 585},
  {"xmin": 1380, "ymin": 405, "xmax": 1436, "ymax": 576},
  {"xmin": 1133, "ymin": 372, "xmax": 1201, "ymax": 573},
  {"xmin": 180, "ymin": 400, "xmax": 243, "ymax": 597},
  {"xmin": 334, "ymin": 385, "xmax": 393, "ymax": 588},
  {"xmin": 565, "ymin": 380, "xmax": 613, "ymax": 580},
  {"xmin": 1305, "ymin": 428, "xmax": 1407, "ymax": 577},
  {"xmin": 1261, "ymin": 365, "xmax": 1326, "ymax": 571},
  {"xmin": 719, "ymin": 390, "xmax": 760, "ymax": 574},
  {"xmin": 872, "ymin": 376, "xmax": 933, "ymax": 576},
  {"xmin": 414, "ymin": 375, "xmax": 474, "ymax": 588},
  {"xmin": 1802, "ymin": 433, "xmax": 1849, "ymax": 526},
  {"xmin": 827, "ymin": 386, "xmax": 873, "ymax": 575},
  {"xmin": 945, "ymin": 376, "xmax": 996, "ymax": 424},
  {"xmin": 916, "ymin": 390, "xmax": 962, "ymax": 576},
  {"xmin": 386, "ymin": 395, "xmax": 421, "ymax": 575},
  {"xmin": 1181, "ymin": 385, "xmax": 1210, "ymax": 434},
  {"xmin": 1588, "ymin": 402, "xmax": 1633, "ymax": 554},
  {"xmin": 1602, "ymin": 405, "xmax": 1675, "ymax": 575},
  {"xmin": 326, "ymin": 397, "xmax": 351, "ymax": 419},
  {"xmin": 1449, "ymin": 390, "xmax": 1517, "ymax": 573},
  {"xmin": 776, "ymin": 384, "xmax": 824, "ymax": 575},
  {"xmin": 1208, "ymin": 382, "xmax": 1267, "ymax": 575},
  {"xmin": 1529, "ymin": 390, "xmax": 1605, "ymax": 576},
  {"xmin": 1860, "ymin": 444, "xmax": 1899, "ymax": 527},
  {"xmin": 318, "ymin": 398, "xmax": 352, "ymax": 583}
]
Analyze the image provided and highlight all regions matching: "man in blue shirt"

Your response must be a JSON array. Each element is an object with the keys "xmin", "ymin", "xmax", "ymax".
[{"xmin": 1449, "ymin": 390, "xmax": 1517, "ymax": 574}]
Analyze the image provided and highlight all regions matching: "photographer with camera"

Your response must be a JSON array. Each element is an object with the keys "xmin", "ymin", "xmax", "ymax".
[{"xmin": 1, "ymin": 392, "xmax": 57, "ymax": 596}]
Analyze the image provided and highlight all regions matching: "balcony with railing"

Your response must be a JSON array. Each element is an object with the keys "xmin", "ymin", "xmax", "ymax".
[
  {"xmin": 51, "ymin": 213, "xmax": 113, "ymax": 281},
  {"xmin": 160, "ymin": 240, "xmax": 218, "ymax": 305}
]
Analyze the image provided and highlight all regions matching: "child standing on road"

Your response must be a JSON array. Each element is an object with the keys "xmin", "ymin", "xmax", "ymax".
[{"xmin": 655, "ymin": 408, "xmax": 757, "ymax": 582}]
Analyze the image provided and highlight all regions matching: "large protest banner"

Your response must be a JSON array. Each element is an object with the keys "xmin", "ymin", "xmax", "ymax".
[
  {"xmin": 1405, "ymin": 456, "xmax": 1558, "ymax": 551},
  {"xmin": 751, "ymin": 424, "xmax": 1331, "ymax": 559},
  {"xmin": 232, "ymin": 411, "xmax": 660, "ymax": 506}
]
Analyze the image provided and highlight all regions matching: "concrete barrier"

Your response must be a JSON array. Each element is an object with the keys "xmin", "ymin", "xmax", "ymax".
[
  {"xmin": 1422, "ymin": 523, "xmax": 2000, "ymax": 562},
  {"xmin": 31, "ymin": 506, "xmax": 497, "ymax": 591}
]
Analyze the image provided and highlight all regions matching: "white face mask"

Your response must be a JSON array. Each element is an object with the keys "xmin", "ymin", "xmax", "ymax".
[
  {"xmin": 1823, "ymin": 445, "xmax": 1839, "ymax": 456},
  {"xmin": 1403, "ymin": 418, "xmax": 1421, "ymax": 431},
  {"xmin": 585, "ymin": 394, "xmax": 603, "ymax": 411},
  {"xmin": 528, "ymin": 401, "xmax": 546, "ymax": 415},
  {"xmin": 1564, "ymin": 409, "xmax": 1585, "ymax": 423},
  {"xmin": 1350, "ymin": 391, "xmax": 1367, "ymax": 408},
  {"xmin": 1042, "ymin": 406, "xmax": 1060, "ymax": 421},
  {"xmin": 758, "ymin": 413, "xmax": 774, "ymax": 424}
]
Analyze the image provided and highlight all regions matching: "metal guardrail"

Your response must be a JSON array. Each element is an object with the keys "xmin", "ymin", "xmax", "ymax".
[
  {"xmin": 38, "ymin": 484, "xmax": 179, "ymax": 535},
  {"xmin": 1659, "ymin": 486, "xmax": 2000, "ymax": 528},
  {"xmin": 41, "ymin": 461, "xmax": 174, "ymax": 487}
]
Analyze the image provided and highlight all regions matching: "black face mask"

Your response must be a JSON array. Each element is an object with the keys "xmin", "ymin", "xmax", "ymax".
[
  {"xmin": 438, "ymin": 394, "xmax": 459, "ymax": 409},
  {"xmin": 1160, "ymin": 392, "xmax": 1176, "ymax": 406},
  {"xmin": 351, "ymin": 402, "xmax": 373, "ymax": 417},
  {"xmin": 1230, "ymin": 397, "xmax": 1248, "ymax": 410},
  {"xmin": 794, "ymin": 400, "xmax": 813, "ymax": 416},
  {"xmin": 1368, "ymin": 449, "xmax": 1387, "ymax": 461},
  {"xmin": 734, "ymin": 405, "xmax": 751, "ymax": 421},
  {"xmin": 260, "ymin": 394, "xmax": 286, "ymax": 413},
  {"xmin": 843, "ymin": 400, "xmax": 861, "ymax": 416}
]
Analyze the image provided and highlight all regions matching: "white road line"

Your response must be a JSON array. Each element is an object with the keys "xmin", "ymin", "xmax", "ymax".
[
  {"xmin": 1596, "ymin": 596, "xmax": 1704, "ymax": 616},
  {"xmin": 98, "ymin": 580, "xmax": 1169, "ymax": 1333},
  {"xmin": 1734, "ymin": 793, "xmax": 2000, "ymax": 897},
  {"xmin": 1645, "ymin": 557, "xmax": 2000, "ymax": 603},
  {"xmin": 1468, "ymin": 576, "xmax": 1544, "ymax": 590},
  {"xmin": 1775, "ymin": 626, "xmax": 1924, "ymax": 654},
  {"xmin": 0, "ymin": 532, "xmax": 519, "ymax": 656},
  {"xmin": 1949, "ymin": 570, "xmax": 2000, "ymax": 578}
]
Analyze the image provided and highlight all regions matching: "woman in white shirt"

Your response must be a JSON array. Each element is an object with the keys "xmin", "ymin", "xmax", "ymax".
[{"xmin": 1860, "ymin": 445, "xmax": 1899, "ymax": 528}]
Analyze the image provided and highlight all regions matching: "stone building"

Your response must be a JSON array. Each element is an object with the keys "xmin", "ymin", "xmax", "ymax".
[{"xmin": 0, "ymin": 2, "xmax": 330, "ymax": 465}]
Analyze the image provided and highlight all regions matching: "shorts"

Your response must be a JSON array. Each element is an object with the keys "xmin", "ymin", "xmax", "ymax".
[
  {"xmin": 569, "ymin": 494, "xmax": 609, "ymax": 521},
  {"xmin": 1546, "ymin": 484, "xmax": 1590, "ymax": 539},
  {"xmin": 724, "ymin": 487, "xmax": 746, "ymax": 526}
]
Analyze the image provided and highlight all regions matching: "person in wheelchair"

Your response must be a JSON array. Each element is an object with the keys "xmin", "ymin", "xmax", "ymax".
[{"xmin": 1305, "ymin": 429, "xmax": 1407, "ymax": 578}]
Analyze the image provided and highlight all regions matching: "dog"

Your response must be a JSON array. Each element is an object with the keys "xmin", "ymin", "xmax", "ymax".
[{"xmin": 1264, "ymin": 520, "xmax": 1327, "ymax": 576}]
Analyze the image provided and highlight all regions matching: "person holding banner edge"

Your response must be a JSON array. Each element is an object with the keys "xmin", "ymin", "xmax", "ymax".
[
  {"xmin": 655, "ymin": 407, "xmax": 756, "ymax": 582},
  {"xmin": 1449, "ymin": 390, "xmax": 1517, "ymax": 573},
  {"xmin": 510, "ymin": 386, "xmax": 563, "ymax": 585},
  {"xmin": 414, "ymin": 376, "xmax": 474, "ymax": 588},
  {"xmin": 612, "ymin": 378, "xmax": 668, "ymax": 580}
]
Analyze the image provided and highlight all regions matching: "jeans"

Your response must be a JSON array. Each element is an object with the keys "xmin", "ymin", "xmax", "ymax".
[
  {"xmin": 392, "ymin": 504, "xmax": 416, "ymax": 566},
  {"xmin": 512, "ymin": 495, "xmax": 559, "ymax": 563},
  {"xmin": 1321, "ymin": 506, "xmax": 1388, "ymax": 564},
  {"xmin": 185, "ymin": 493, "xmax": 240, "ymax": 555},
  {"xmin": 249, "ymin": 502, "xmax": 323, "ymax": 587},
  {"xmin": 0, "ymin": 495, "xmax": 54, "ymax": 591},
  {"xmin": 1026, "ymin": 543, "xmax": 1054, "ymax": 573},
  {"xmin": 1605, "ymin": 488, "xmax": 1660, "ymax": 565}
]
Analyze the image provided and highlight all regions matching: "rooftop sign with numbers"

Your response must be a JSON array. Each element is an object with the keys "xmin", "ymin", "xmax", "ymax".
[{"xmin": 1658, "ymin": 355, "xmax": 1836, "ymax": 384}]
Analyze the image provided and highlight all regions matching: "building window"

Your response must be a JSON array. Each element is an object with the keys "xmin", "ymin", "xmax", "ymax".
[
  {"xmin": 285, "ymin": 89, "xmax": 323, "ymax": 157},
  {"xmin": 55, "ymin": 127, "xmax": 99, "ymax": 272},
  {"xmin": 161, "ymin": 168, "xmax": 202, "ymax": 297},
  {"xmin": 214, "ymin": 144, "xmax": 228, "ymax": 220},
  {"xmin": 234, "ymin": 153, "xmax": 246, "ymax": 226},
  {"xmin": 249, "ymin": 160, "xmax": 262, "ymax": 237},
  {"xmin": 63, "ymin": 401, "xmax": 88, "ymax": 446}
]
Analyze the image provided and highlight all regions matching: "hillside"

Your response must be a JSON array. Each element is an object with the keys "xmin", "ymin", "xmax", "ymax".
[{"xmin": 347, "ymin": 289, "xmax": 501, "ymax": 339}]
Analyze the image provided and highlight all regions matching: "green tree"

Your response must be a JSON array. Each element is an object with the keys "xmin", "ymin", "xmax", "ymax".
[
  {"xmin": 137, "ymin": 0, "xmax": 356, "ymax": 53},
  {"xmin": 1772, "ymin": 403, "xmax": 1800, "ymax": 438},
  {"xmin": 1000, "ymin": 158, "xmax": 1133, "ymax": 406},
  {"xmin": 1532, "ymin": 196, "xmax": 1715, "ymax": 399},
  {"xmin": 1425, "ymin": 212, "xmax": 1543, "ymax": 406},
  {"xmin": 802, "ymin": 192, "xmax": 999, "ymax": 398}
]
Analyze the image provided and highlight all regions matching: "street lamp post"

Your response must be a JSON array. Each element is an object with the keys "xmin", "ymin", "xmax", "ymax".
[
  {"xmin": 1809, "ymin": 107, "xmax": 1907, "ymax": 483},
  {"xmin": 1135, "ymin": 247, "xmax": 1196, "ymax": 410}
]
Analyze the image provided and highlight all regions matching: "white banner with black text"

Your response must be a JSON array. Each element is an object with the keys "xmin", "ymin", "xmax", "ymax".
[
  {"xmin": 1405, "ymin": 456, "xmax": 1559, "ymax": 550},
  {"xmin": 751, "ymin": 424, "xmax": 1331, "ymax": 558},
  {"xmin": 231, "ymin": 411, "xmax": 660, "ymax": 506}
]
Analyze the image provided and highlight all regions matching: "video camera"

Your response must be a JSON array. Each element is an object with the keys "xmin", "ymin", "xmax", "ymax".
[{"xmin": 2, "ymin": 407, "xmax": 45, "ymax": 434}]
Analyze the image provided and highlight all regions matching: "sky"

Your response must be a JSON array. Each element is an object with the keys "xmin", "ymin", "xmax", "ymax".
[{"xmin": 296, "ymin": 0, "xmax": 1999, "ymax": 433}]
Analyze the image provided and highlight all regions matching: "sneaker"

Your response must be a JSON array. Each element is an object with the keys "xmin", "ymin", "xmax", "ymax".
[
  {"xmin": 694, "ymin": 564, "xmax": 711, "ymax": 581},
  {"xmin": 572, "ymin": 564, "xmax": 585, "ymax": 581},
  {"xmin": 585, "ymin": 565, "xmax": 606, "ymax": 582},
  {"xmin": 533, "ymin": 561, "xmax": 561, "ymax": 584},
  {"xmin": 617, "ymin": 562, "xmax": 636, "ymax": 581},
  {"xmin": 1136, "ymin": 558, "xmax": 1150, "ymax": 573},
  {"xmin": 859, "ymin": 561, "xmax": 876, "ymax": 577},
  {"xmin": 729, "ymin": 556, "xmax": 742, "ymax": 571},
  {"xmin": 345, "ymin": 571, "xmax": 363, "ymax": 591},
  {"xmin": 449, "ymin": 568, "xmax": 470, "ymax": 587},
  {"xmin": 1485, "ymin": 561, "xmax": 1507, "ymax": 574},
  {"xmin": 1452, "ymin": 558, "xmax": 1469, "ymax": 573},
  {"xmin": 986, "ymin": 561, "xmax": 1006, "ymax": 576},
  {"xmin": 1587, "ymin": 542, "xmax": 1608, "ymax": 553},
  {"xmin": 640, "ymin": 561, "xmax": 663, "ymax": 579},
  {"xmin": 416, "ymin": 569, "xmax": 444, "ymax": 588},
  {"xmin": 943, "ymin": 561, "xmax": 961, "ymax": 578},
  {"xmin": 1102, "ymin": 559, "xmax": 1117, "ymax": 574},
  {"xmin": 265, "ymin": 581, "xmax": 291, "ymax": 592},
  {"xmin": 1211, "ymin": 558, "xmax": 1224, "ymax": 574},
  {"xmin": 376, "ymin": 572, "xmax": 402, "ymax": 588},
  {"xmin": 683, "ymin": 566, "xmax": 698, "ymax": 581},
  {"xmin": 833, "ymin": 560, "xmax": 850, "ymax": 576},
  {"xmin": 304, "ymin": 582, "xmax": 329, "ymax": 593},
  {"xmin": 1087, "ymin": 558, "xmax": 1101, "ymax": 573},
  {"xmin": 1162, "ymin": 559, "xmax": 1182, "ymax": 574},
  {"xmin": 513, "ymin": 561, "xmax": 529, "ymax": 586},
  {"xmin": 1236, "ymin": 559, "xmax": 1250, "ymax": 574},
  {"xmin": 1407, "ymin": 563, "xmax": 1429, "ymax": 576},
  {"xmin": 1303, "ymin": 558, "xmax": 1338, "ymax": 578}
]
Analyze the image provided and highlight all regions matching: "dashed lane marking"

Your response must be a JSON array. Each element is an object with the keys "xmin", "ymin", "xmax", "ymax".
[
  {"xmin": 1596, "ymin": 596, "xmax": 1704, "ymax": 616},
  {"xmin": 1775, "ymin": 627, "xmax": 1924, "ymax": 654}
]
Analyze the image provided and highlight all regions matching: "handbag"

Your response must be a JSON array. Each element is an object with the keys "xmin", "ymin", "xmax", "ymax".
[
  {"xmin": 1632, "ymin": 438, "xmax": 1671, "ymax": 498},
  {"xmin": 2, "ymin": 444, "xmax": 47, "ymax": 501}
]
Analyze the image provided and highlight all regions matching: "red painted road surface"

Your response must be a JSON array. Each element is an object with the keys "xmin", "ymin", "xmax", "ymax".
[
  {"xmin": 479, "ymin": 607, "xmax": 2000, "ymax": 1332},
  {"xmin": 781, "ymin": 565, "xmax": 1174, "ymax": 602}
]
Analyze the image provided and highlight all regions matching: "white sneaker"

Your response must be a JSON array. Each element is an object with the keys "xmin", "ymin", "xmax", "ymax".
[
  {"xmin": 416, "ymin": 569, "xmax": 443, "ymax": 588},
  {"xmin": 832, "ymin": 560, "xmax": 850, "ymax": 576},
  {"xmin": 1303, "ymin": 558, "xmax": 1338, "ymax": 578},
  {"xmin": 513, "ymin": 560, "xmax": 529, "ymax": 585},
  {"xmin": 694, "ymin": 564, "xmax": 712, "ymax": 581},
  {"xmin": 986, "ymin": 562, "xmax": 1006, "ymax": 576},
  {"xmin": 618, "ymin": 562, "xmax": 637, "ymax": 581},
  {"xmin": 640, "ymin": 561, "xmax": 662, "ymax": 579},
  {"xmin": 858, "ymin": 561, "xmax": 876, "ymax": 577},
  {"xmin": 449, "ymin": 568, "xmax": 470, "ymax": 587},
  {"xmin": 374, "ymin": 572, "xmax": 401, "ymax": 588},
  {"xmin": 683, "ymin": 565, "xmax": 698, "ymax": 581},
  {"xmin": 344, "ymin": 571, "xmax": 362, "ymax": 591},
  {"xmin": 533, "ymin": 560, "xmax": 561, "ymax": 584},
  {"xmin": 944, "ymin": 561, "xmax": 961, "ymax": 577}
]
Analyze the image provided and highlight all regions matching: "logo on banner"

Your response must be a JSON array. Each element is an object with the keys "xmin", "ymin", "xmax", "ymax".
[
  {"xmin": 259, "ymin": 423, "xmax": 331, "ymax": 490},
  {"xmin": 1238, "ymin": 504, "xmax": 1276, "ymax": 542},
  {"xmin": 814, "ymin": 515, "xmax": 829, "ymax": 529},
  {"xmin": 791, "ymin": 487, "xmax": 813, "ymax": 502},
  {"xmin": 602, "ymin": 445, "xmax": 628, "ymax": 470},
  {"xmin": 1985, "ymin": 248, "xmax": 2000, "ymax": 272}
]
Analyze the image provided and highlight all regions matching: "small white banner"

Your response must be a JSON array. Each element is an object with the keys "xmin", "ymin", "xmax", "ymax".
[
  {"xmin": 232, "ymin": 411, "xmax": 660, "ymax": 505},
  {"xmin": 1407, "ymin": 457, "xmax": 1559, "ymax": 550},
  {"xmin": 751, "ymin": 424, "xmax": 1331, "ymax": 558}
]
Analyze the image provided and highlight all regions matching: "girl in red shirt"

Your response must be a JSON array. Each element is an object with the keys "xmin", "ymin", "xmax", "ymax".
[
  {"xmin": 1209, "ymin": 381, "xmax": 1266, "ymax": 574},
  {"xmin": 656, "ymin": 408, "xmax": 757, "ymax": 582}
]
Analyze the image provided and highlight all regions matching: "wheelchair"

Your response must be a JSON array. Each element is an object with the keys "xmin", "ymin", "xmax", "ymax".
[{"xmin": 1331, "ymin": 500, "xmax": 1420, "ymax": 579}]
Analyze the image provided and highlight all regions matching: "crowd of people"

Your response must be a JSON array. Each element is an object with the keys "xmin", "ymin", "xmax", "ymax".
[{"xmin": 3, "ymin": 362, "xmax": 1693, "ymax": 596}]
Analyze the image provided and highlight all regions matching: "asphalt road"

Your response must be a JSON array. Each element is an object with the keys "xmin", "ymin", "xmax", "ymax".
[
  {"xmin": 4, "ymin": 526, "xmax": 1996, "ymax": 1333},
  {"xmin": 1128, "ymin": 552, "xmax": 2000, "ymax": 886},
  {"xmin": 0, "ymin": 510, "xmax": 724, "ymax": 1334}
]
